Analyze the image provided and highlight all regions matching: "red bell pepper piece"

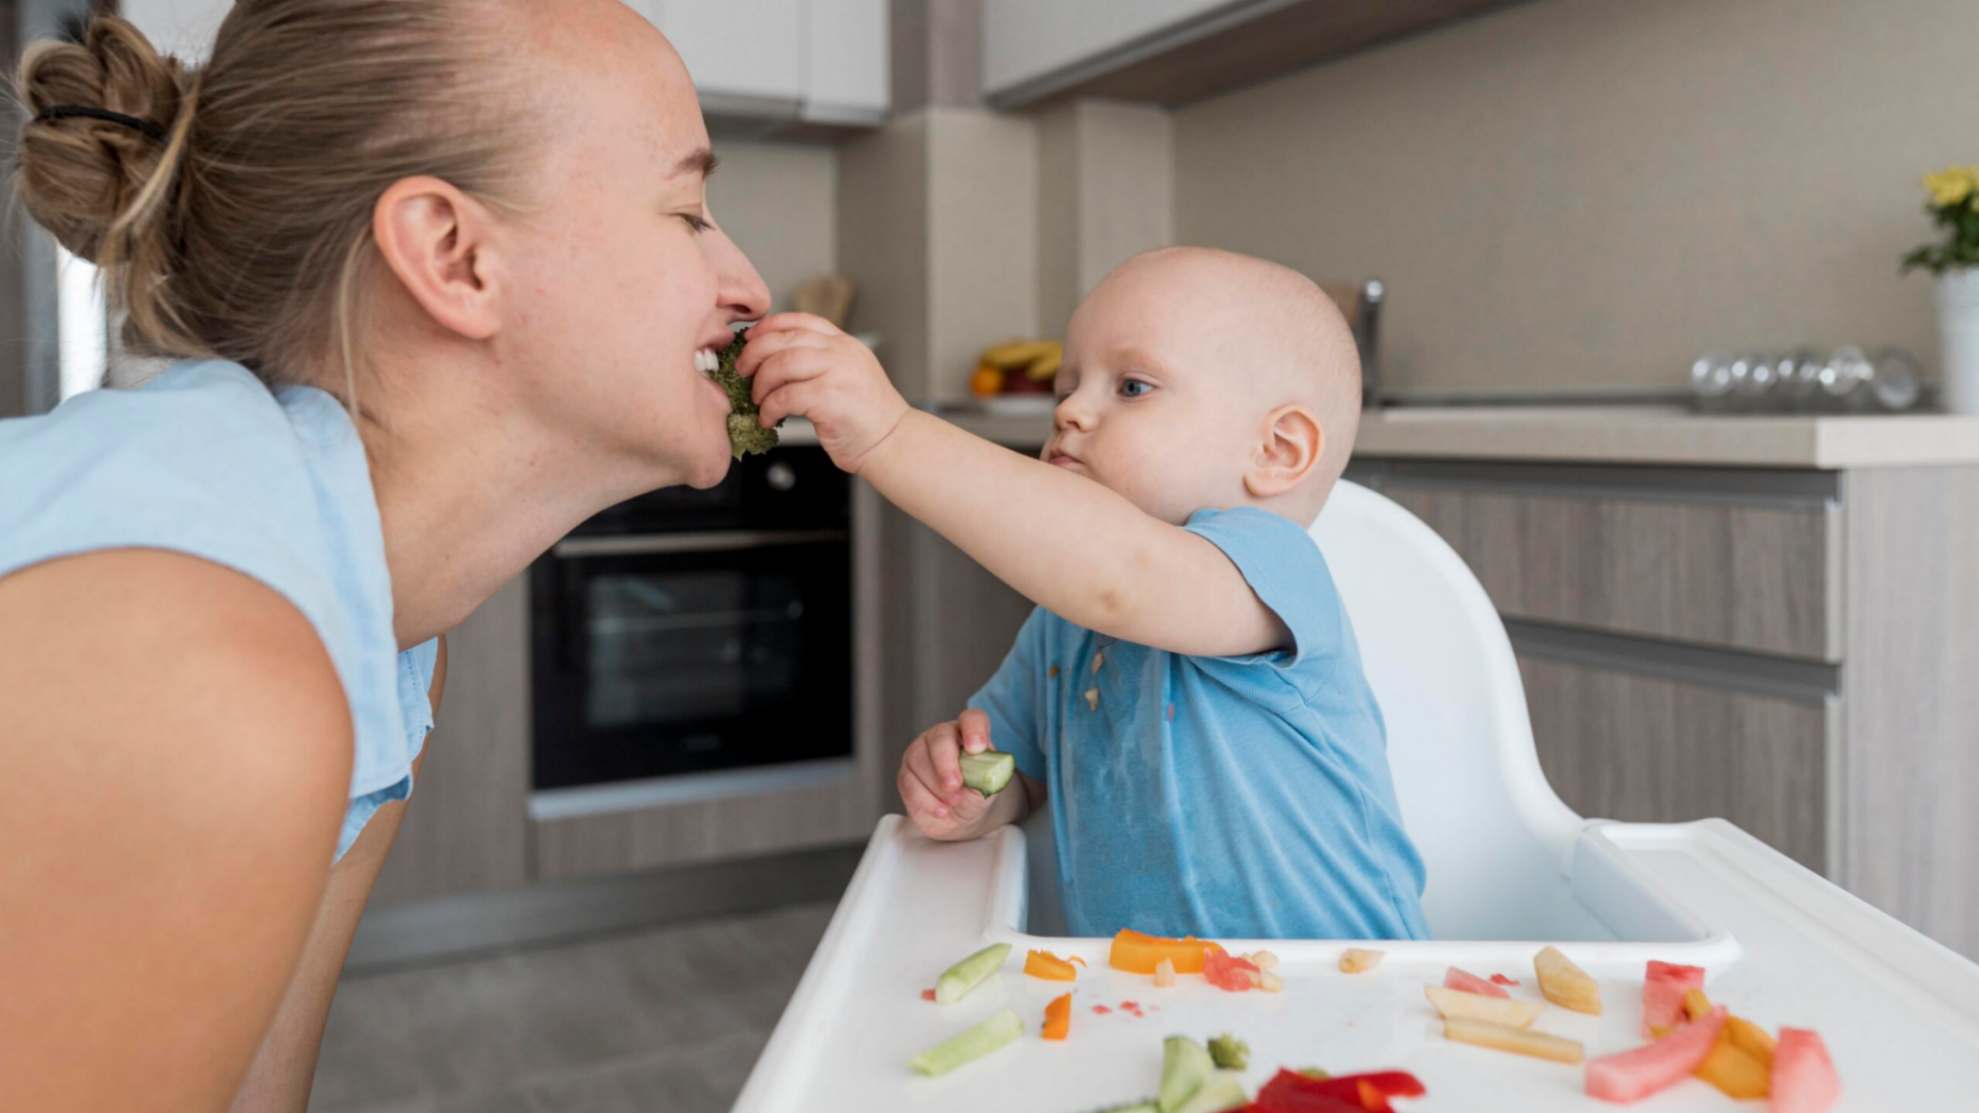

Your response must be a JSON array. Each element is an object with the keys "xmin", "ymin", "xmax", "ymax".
[{"xmin": 1255, "ymin": 1068, "xmax": 1426, "ymax": 1113}]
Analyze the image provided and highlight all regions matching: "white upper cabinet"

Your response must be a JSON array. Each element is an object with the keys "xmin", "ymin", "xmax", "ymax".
[
  {"xmin": 980, "ymin": 0, "xmax": 1245, "ymax": 103},
  {"xmin": 119, "ymin": 0, "xmax": 232, "ymax": 58},
  {"xmin": 798, "ymin": 0, "xmax": 889, "ymax": 125},
  {"xmin": 123, "ymin": 1, "xmax": 886, "ymax": 131},
  {"xmin": 634, "ymin": 0, "xmax": 888, "ymax": 127},
  {"xmin": 635, "ymin": 0, "xmax": 805, "ymax": 105}
]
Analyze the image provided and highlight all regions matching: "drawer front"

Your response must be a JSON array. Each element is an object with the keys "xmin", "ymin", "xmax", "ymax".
[
  {"xmin": 1380, "ymin": 471, "xmax": 1842, "ymax": 661},
  {"xmin": 1517, "ymin": 648, "xmax": 1834, "ymax": 873}
]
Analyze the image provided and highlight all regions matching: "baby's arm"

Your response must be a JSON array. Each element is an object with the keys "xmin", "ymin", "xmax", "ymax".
[
  {"xmin": 898, "ymin": 709, "xmax": 1038, "ymax": 841},
  {"xmin": 742, "ymin": 314, "xmax": 1288, "ymax": 657}
]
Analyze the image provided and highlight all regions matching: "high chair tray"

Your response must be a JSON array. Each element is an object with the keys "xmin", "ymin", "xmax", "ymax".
[{"xmin": 734, "ymin": 816, "xmax": 1979, "ymax": 1111}]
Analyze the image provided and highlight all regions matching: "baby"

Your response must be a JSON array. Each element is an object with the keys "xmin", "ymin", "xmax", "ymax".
[{"xmin": 740, "ymin": 246, "xmax": 1427, "ymax": 940}]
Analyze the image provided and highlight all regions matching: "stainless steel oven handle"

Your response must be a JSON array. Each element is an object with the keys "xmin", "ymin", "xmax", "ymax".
[{"xmin": 551, "ymin": 528, "xmax": 849, "ymax": 558}]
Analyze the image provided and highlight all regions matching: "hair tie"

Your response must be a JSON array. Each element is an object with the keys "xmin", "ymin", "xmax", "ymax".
[{"xmin": 35, "ymin": 104, "xmax": 167, "ymax": 143}]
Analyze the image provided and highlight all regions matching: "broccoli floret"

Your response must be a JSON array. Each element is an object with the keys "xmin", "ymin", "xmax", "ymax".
[
  {"xmin": 709, "ymin": 331, "xmax": 779, "ymax": 457},
  {"xmin": 1207, "ymin": 1033, "xmax": 1250, "ymax": 1071}
]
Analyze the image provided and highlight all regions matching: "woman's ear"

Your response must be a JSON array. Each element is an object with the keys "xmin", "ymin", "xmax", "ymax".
[
  {"xmin": 1244, "ymin": 404, "xmax": 1324, "ymax": 499},
  {"xmin": 371, "ymin": 176, "xmax": 504, "ymax": 341}
]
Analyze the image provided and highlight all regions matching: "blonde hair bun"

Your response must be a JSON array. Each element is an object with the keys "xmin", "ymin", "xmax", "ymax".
[{"xmin": 14, "ymin": 15, "xmax": 192, "ymax": 266}]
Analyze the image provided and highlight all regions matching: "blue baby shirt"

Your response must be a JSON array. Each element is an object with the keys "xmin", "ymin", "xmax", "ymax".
[
  {"xmin": 969, "ymin": 506, "xmax": 1428, "ymax": 940},
  {"xmin": 0, "ymin": 360, "xmax": 438, "ymax": 860}
]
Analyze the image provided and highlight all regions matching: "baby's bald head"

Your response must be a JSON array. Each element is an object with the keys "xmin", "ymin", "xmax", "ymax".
[{"xmin": 1064, "ymin": 247, "xmax": 1362, "ymax": 523}]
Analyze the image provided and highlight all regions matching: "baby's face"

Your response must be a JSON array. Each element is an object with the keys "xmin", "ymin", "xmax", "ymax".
[{"xmin": 1042, "ymin": 263, "xmax": 1268, "ymax": 525}]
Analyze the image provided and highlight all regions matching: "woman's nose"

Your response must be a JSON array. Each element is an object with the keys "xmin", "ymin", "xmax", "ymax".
[{"xmin": 707, "ymin": 214, "xmax": 772, "ymax": 321}]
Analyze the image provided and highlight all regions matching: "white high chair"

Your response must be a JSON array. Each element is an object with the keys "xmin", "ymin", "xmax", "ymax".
[{"xmin": 1309, "ymin": 479, "xmax": 1595, "ymax": 940}]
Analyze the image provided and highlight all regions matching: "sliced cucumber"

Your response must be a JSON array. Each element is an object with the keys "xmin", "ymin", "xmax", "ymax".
[
  {"xmin": 1158, "ymin": 1036, "xmax": 1215, "ymax": 1113},
  {"xmin": 1207, "ymin": 1033, "xmax": 1250, "ymax": 1071},
  {"xmin": 934, "ymin": 942, "xmax": 1011, "ymax": 1004},
  {"xmin": 1086, "ymin": 1103, "xmax": 1159, "ymax": 1113},
  {"xmin": 908, "ymin": 1008, "xmax": 1023, "ymax": 1077},
  {"xmin": 1171, "ymin": 1074, "xmax": 1249, "ymax": 1113},
  {"xmin": 958, "ymin": 751, "xmax": 1015, "ymax": 796}
]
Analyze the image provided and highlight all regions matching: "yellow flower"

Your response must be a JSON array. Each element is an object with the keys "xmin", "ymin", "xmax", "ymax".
[{"xmin": 1924, "ymin": 166, "xmax": 1977, "ymax": 208}]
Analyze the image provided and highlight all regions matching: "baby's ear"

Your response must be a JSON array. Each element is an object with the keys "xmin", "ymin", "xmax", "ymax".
[{"xmin": 1244, "ymin": 404, "xmax": 1323, "ymax": 499}]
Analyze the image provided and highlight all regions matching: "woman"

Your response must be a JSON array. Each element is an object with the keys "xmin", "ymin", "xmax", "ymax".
[{"xmin": 0, "ymin": 2, "xmax": 769, "ymax": 1109}]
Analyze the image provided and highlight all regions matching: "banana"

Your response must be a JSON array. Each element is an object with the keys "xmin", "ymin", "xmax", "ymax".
[
  {"xmin": 979, "ymin": 338, "xmax": 1059, "ymax": 370},
  {"xmin": 1023, "ymin": 345, "xmax": 1062, "ymax": 381}
]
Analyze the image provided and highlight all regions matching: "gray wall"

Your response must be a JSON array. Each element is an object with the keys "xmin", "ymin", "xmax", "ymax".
[
  {"xmin": 1172, "ymin": 0, "xmax": 1978, "ymax": 398},
  {"xmin": 708, "ymin": 140, "xmax": 838, "ymax": 314}
]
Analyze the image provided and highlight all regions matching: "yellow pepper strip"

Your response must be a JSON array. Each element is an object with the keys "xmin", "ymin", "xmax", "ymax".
[
  {"xmin": 1682, "ymin": 987, "xmax": 1713, "ymax": 1022},
  {"xmin": 1024, "ymin": 949, "xmax": 1078, "ymax": 981},
  {"xmin": 1726, "ymin": 1015, "xmax": 1776, "ymax": 1068},
  {"xmin": 1695, "ymin": 1026, "xmax": 1770, "ymax": 1099}
]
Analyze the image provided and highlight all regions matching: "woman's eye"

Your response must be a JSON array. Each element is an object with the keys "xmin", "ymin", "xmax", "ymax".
[
  {"xmin": 679, "ymin": 214, "xmax": 712, "ymax": 233},
  {"xmin": 1118, "ymin": 378, "xmax": 1153, "ymax": 398}
]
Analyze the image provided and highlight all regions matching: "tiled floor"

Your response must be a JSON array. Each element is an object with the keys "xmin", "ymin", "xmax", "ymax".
[{"xmin": 311, "ymin": 900, "xmax": 837, "ymax": 1113}]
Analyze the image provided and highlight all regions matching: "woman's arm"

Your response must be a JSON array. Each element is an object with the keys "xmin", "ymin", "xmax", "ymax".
[
  {"xmin": 0, "ymin": 551, "xmax": 354, "ymax": 1113},
  {"xmin": 228, "ymin": 638, "xmax": 448, "ymax": 1113}
]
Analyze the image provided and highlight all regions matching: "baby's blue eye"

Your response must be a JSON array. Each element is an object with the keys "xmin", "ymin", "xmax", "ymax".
[{"xmin": 1118, "ymin": 378, "xmax": 1153, "ymax": 398}]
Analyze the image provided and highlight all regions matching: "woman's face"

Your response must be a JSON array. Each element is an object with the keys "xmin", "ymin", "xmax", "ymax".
[{"xmin": 501, "ymin": 2, "xmax": 770, "ymax": 493}]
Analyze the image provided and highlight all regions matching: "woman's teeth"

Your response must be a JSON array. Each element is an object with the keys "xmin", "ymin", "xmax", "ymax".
[{"xmin": 695, "ymin": 348, "xmax": 720, "ymax": 375}]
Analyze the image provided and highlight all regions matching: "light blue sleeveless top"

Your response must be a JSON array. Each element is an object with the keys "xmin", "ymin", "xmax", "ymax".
[{"xmin": 0, "ymin": 359, "xmax": 438, "ymax": 861}]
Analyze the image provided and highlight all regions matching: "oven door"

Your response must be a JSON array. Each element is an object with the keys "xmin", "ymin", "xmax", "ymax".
[{"xmin": 530, "ymin": 528, "xmax": 852, "ymax": 790}]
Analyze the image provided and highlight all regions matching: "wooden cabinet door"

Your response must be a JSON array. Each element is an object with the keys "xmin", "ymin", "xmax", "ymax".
[
  {"xmin": 369, "ymin": 576, "xmax": 532, "ymax": 905},
  {"xmin": 1516, "ymin": 645, "xmax": 1835, "ymax": 874},
  {"xmin": 1383, "ymin": 468, "xmax": 1843, "ymax": 662}
]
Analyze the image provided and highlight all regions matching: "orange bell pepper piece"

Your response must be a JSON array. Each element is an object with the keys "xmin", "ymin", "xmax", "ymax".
[
  {"xmin": 1041, "ymin": 992, "xmax": 1072, "ymax": 1040},
  {"xmin": 1024, "ymin": 950, "xmax": 1079, "ymax": 981},
  {"xmin": 1107, "ymin": 929, "xmax": 1226, "ymax": 974}
]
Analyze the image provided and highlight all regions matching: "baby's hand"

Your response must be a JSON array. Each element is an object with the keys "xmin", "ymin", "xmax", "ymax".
[
  {"xmin": 898, "ymin": 709, "xmax": 1002, "ymax": 841},
  {"xmin": 738, "ymin": 313, "xmax": 910, "ymax": 474}
]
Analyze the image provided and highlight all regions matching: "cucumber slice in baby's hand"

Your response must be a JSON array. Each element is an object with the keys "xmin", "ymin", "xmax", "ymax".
[
  {"xmin": 934, "ymin": 942, "xmax": 1011, "ymax": 1004},
  {"xmin": 909, "ymin": 1008, "xmax": 1024, "ymax": 1077},
  {"xmin": 958, "ymin": 751, "xmax": 1015, "ymax": 797}
]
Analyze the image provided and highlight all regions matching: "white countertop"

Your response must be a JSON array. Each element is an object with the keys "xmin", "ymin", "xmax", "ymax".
[
  {"xmin": 936, "ymin": 402, "xmax": 1979, "ymax": 469},
  {"xmin": 1354, "ymin": 406, "xmax": 1979, "ymax": 469}
]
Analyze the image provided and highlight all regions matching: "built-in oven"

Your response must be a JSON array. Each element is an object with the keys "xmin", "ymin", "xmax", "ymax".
[{"xmin": 529, "ymin": 444, "xmax": 852, "ymax": 795}]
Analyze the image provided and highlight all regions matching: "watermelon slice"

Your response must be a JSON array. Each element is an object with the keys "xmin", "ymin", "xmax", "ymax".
[
  {"xmin": 1641, "ymin": 961, "xmax": 1706, "ymax": 1036},
  {"xmin": 1444, "ymin": 967, "xmax": 1510, "ymax": 999},
  {"xmin": 1586, "ymin": 1005, "xmax": 1727, "ymax": 1103},
  {"xmin": 1771, "ymin": 1028, "xmax": 1840, "ymax": 1113}
]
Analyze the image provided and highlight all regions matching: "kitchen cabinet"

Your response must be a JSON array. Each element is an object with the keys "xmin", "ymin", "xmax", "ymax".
[
  {"xmin": 1514, "ymin": 638, "xmax": 1833, "ymax": 873},
  {"xmin": 1351, "ymin": 455, "xmax": 1979, "ymax": 959},
  {"xmin": 368, "ymin": 576, "xmax": 532, "ymax": 906},
  {"xmin": 630, "ymin": 0, "xmax": 887, "ymax": 129},
  {"xmin": 981, "ymin": 0, "xmax": 1516, "ymax": 109},
  {"xmin": 1384, "ymin": 465, "xmax": 1842, "ymax": 661}
]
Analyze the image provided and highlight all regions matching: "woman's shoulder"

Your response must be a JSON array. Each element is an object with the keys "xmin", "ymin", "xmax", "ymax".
[{"xmin": 0, "ymin": 359, "xmax": 364, "ymax": 575}]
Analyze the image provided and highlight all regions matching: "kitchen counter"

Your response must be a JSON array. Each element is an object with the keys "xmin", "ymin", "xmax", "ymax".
[
  {"xmin": 1355, "ymin": 405, "xmax": 1979, "ymax": 469},
  {"xmin": 935, "ymin": 402, "xmax": 1979, "ymax": 468}
]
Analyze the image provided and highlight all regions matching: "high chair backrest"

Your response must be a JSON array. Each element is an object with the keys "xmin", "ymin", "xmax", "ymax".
[{"xmin": 1310, "ymin": 480, "xmax": 1584, "ymax": 938}]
